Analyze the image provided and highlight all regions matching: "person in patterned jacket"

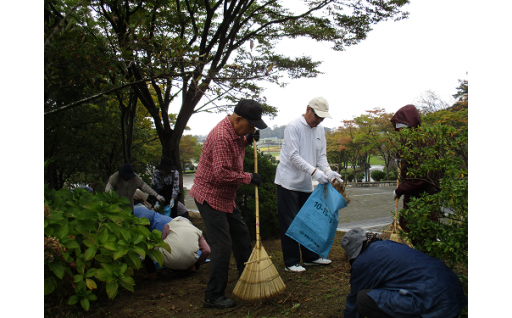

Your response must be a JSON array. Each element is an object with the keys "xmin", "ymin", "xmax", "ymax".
[
  {"xmin": 190, "ymin": 99, "xmax": 267, "ymax": 309},
  {"xmin": 151, "ymin": 157, "xmax": 180, "ymax": 217}
]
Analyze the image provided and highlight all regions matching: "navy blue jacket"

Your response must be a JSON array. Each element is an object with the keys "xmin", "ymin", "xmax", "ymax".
[{"xmin": 344, "ymin": 240, "xmax": 467, "ymax": 318}]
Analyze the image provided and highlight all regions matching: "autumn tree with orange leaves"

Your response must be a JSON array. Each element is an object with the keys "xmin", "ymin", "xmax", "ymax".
[
  {"xmin": 353, "ymin": 108, "xmax": 396, "ymax": 180},
  {"xmin": 326, "ymin": 127, "xmax": 351, "ymax": 177},
  {"xmin": 327, "ymin": 119, "xmax": 367, "ymax": 182}
]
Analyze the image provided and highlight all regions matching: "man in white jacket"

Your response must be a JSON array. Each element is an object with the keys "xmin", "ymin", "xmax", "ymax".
[{"xmin": 274, "ymin": 97, "xmax": 342, "ymax": 273}]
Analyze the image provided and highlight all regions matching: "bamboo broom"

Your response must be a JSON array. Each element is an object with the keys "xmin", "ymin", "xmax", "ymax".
[
  {"xmin": 383, "ymin": 160, "xmax": 413, "ymax": 247},
  {"xmin": 385, "ymin": 160, "xmax": 404, "ymax": 242},
  {"xmin": 232, "ymin": 139, "xmax": 286, "ymax": 301}
]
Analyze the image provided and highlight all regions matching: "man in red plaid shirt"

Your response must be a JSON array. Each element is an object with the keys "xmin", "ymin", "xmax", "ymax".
[{"xmin": 190, "ymin": 99, "xmax": 267, "ymax": 309}]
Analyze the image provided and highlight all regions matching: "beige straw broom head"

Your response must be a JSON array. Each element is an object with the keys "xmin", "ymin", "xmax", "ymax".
[{"xmin": 232, "ymin": 245, "xmax": 286, "ymax": 301}]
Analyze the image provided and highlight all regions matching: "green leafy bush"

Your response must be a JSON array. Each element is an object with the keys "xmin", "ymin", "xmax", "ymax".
[
  {"xmin": 44, "ymin": 186, "xmax": 170, "ymax": 311},
  {"xmin": 387, "ymin": 169, "xmax": 398, "ymax": 180},
  {"xmin": 355, "ymin": 172, "xmax": 365, "ymax": 182},
  {"xmin": 391, "ymin": 123, "xmax": 468, "ymax": 268},
  {"xmin": 236, "ymin": 146, "xmax": 280, "ymax": 240},
  {"xmin": 370, "ymin": 170, "xmax": 386, "ymax": 182}
]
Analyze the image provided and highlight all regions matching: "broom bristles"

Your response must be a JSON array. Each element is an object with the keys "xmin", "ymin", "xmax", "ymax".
[
  {"xmin": 232, "ymin": 244, "xmax": 286, "ymax": 301},
  {"xmin": 383, "ymin": 220, "xmax": 401, "ymax": 242},
  {"xmin": 382, "ymin": 222, "xmax": 414, "ymax": 248}
]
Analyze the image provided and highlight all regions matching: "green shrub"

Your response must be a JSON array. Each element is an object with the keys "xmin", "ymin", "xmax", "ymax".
[
  {"xmin": 355, "ymin": 172, "xmax": 365, "ymax": 182},
  {"xmin": 387, "ymin": 169, "xmax": 398, "ymax": 180},
  {"xmin": 370, "ymin": 170, "xmax": 386, "ymax": 182},
  {"xmin": 236, "ymin": 146, "xmax": 280, "ymax": 240},
  {"xmin": 391, "ymin": 123, "xmax": 468, "ymax": 268},
  {"xmin": 44, "ymin": 186, "xmax": 170, "ymax": 311}
]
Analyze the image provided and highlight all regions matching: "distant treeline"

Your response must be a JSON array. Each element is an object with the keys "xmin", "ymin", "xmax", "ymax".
[
  {"xmin": 194, "ymin": 125, "xmax": 331, "ymax": 142},
  {"xmin": 260, "ymin": 125, "xmax": 331, "ymax": 140}
]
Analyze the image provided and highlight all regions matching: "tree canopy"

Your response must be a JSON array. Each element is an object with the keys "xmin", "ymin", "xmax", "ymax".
[{"xmin": 44, "ymin": 0, "xmax": 410, "ymax": 191}]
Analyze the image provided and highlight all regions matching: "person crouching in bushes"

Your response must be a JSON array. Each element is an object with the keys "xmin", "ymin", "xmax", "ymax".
[
  {"xmin": 134, "ymin": 189, "xmax": 190, "ymax": 219},
  {"xmin": 134, "ymin": 204, "xmax": 210, "ymax": 279},
  {"xmin": 340, "ymin": 227, "xmax": 466, "ymax": 318}
]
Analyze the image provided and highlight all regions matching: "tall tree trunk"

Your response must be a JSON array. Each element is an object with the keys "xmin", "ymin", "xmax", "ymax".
[
  {"xmin": 366, "ymin": 156, "xmax": 371, "ymax": 182},
  {"xmin": 117, "ymin": 89, "xmax": 138, "ymax": 164},
  {"xmin": 45, "ymin": 147, "xmax": 58, "ymax": 190},
  {"xmin": 45, "ymin": 162, "xmax": 57, "ymax": 190},
  {"xmin": 58, "ymin": 169, "xmax": 65, "ymax": 190},
  {"xmin": 383, "ymin": 153, "xmax": 390, "ymax": 180}
]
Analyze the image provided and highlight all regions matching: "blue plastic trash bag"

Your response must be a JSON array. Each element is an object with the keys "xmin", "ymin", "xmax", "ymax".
[
  {"xmin": 285, "ymin": 183, "xmax": 347, "ymax": 258},
  {"xmin": 154, "ymin": 261, "xmax": 165, "ymax": 270},
  {"xmin": 163, "ymin": 204, "xmax": 171, "ymax": 217}
]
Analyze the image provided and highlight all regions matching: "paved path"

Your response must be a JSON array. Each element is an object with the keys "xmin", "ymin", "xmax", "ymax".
[
  {"xmin": 338, "ymin": 186, "xmax": 402, "ymax": 232},
  {"xmin": 182, "ymin": 173, "xmax": 400, "ymax": 232}
]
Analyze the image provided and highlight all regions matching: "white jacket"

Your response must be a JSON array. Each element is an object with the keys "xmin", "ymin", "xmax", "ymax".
[{"xmin": 274, "ymin": 116, "xmax": 330, "ymax": 192}]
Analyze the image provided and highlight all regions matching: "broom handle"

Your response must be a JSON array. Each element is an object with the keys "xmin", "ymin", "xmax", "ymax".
[
  {"xmin": 394, "ymin": 159, "xmax": 401, "ymax": 231},
  {"xmin": 253, "ymin": 139, "xmax": 261, "ymax": 253}
]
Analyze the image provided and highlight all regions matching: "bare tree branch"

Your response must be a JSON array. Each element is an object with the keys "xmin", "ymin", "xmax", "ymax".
[{"xmin": 44, "ymin": 72, "xmax": 193, "ymax": 115}]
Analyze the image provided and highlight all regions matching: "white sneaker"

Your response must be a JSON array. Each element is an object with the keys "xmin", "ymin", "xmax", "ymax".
[
  {"xmin": 303, "ymin": 258, "xmax": 332, "ymax": 266},
  {"xmin": 285, "ymin": 264, "xmax": 306, "ymax": 272}
]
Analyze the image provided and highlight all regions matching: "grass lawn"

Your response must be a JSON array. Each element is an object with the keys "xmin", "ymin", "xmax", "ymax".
[{"xmin": 369, "ymin": 156, "xmax": 385, "ymax": 166}]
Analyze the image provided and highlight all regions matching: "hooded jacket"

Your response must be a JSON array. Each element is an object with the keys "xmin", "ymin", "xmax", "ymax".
[{"xmin": 390, "ymin": 104, "xmax": 421, "ymax": 130}]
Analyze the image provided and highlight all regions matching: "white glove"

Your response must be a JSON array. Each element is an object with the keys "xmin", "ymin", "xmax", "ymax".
[
  {"xmin": 325, "ymin": 170, "xmax": 341, "ymax": 181},
  {"xmin": 170, "ymin": 198, "xmax": 175, "ymax": 208},
  {"xmin": 333, "ymin": 177, "xmax": 344, "ymax": 184},
  {"xmin": 156, "ymin": 195, "xmax": 165, "ymax": 203},
  {"xmin": 312, "ymin": 169, "xmax": 330, "ymax": 184}
]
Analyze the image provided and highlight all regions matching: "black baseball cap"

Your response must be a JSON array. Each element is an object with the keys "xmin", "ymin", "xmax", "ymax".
[
  {"xmin": 234, "ymin": 99, "xmax": 268, "ymax": 129},
  {"xmin": 119, "ymin": 163, "xmax": 136, "ymax": 179}
]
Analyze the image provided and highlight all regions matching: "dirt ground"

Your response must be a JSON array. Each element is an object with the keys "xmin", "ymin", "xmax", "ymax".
[{"xmin": 47, "ymin": 213, "xmax": 468, "ymax": 318}]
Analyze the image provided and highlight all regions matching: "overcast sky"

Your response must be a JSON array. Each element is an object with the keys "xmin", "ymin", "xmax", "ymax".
[{"xmin": 185, "ymin": 0, "xmax": 469, "ymax": 136}]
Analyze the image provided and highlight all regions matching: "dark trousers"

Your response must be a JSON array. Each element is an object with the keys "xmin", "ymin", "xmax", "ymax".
[
  {"xmin": 151, "ymin": 184, "xmax": 179, "ymax": 217},
  {"xmin": 277, "ymin": 185, "xmax": 320, "ymax": 267},
  {"xmin": 357, "ymin": 289, "xmax": 461, "ymax": 318},
  {"xmin": 194, "ymin": 199, "xmax": 252, "ymax": 301},
  {"xmin": 357, "ymin": 289, "xmax": 394, "ymax": 318},
  {"xmin": 161, "ymin": 184, "xmax": 179, "ymax": 218}
]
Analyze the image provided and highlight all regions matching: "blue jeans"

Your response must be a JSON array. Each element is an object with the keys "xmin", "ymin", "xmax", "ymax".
[
  {"xmin": 277, "ymin": 185, "xmax": 320, "ymax": 267},
  {"xmin": 194, "ymin": 199, "xmax": 252, "ymax": 301}
]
